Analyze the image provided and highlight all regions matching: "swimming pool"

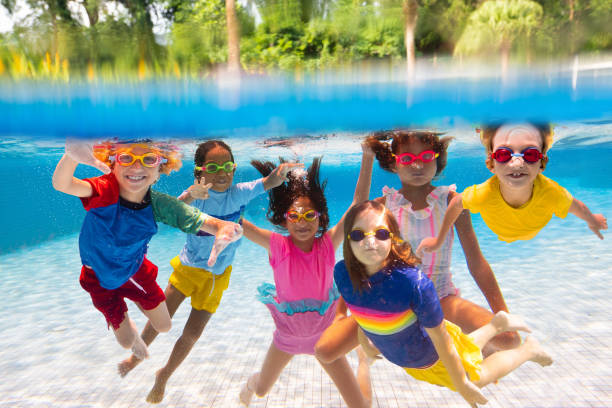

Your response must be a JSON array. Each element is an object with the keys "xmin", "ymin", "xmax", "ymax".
[{"xmin": 0, "ymin": 126, "xmax": 611, "ymax": 407}]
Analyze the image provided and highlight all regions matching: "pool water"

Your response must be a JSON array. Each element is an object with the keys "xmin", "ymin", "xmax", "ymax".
[{"xmin": 0, "ymin": 127, "xmax": 611, "ymax": 407}]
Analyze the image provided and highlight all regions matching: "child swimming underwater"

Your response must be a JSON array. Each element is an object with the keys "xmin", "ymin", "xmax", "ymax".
[
  {"xmin": 117, "ymin": 140, "xmax": 301, "ymax": 403},
  {"xmin": 238, "ymin": 157, "xmax": 372, "ymax": 408},
  {"xmin": 336, "ymin": 200, "xmax": 553, "ymax": 407},
  {"xmin": 52, "ymin": 139, "xmax": 242, "ymax": 361},
  {"xmin": 417, "ymin": 123, "xmax": 607, "ymax": 254}
]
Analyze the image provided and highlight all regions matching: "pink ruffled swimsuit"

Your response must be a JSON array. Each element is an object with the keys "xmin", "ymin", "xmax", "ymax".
[
  {"xmin": 383, "ymin": 185, "xmax": 459, "ymax": 299},
  {"xmin": 257, "ymin": 232, "xmax": 339, "ymax": 355}
]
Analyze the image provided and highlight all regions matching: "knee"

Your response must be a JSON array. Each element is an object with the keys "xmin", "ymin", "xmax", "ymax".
[
  {"xmin": 314, "ymin": 343, "xmax": 337, "ymax": 364},
  {"xmin": 180, "ymin": 326, "xmax": 204, "ymax": 345},
  {"xmin": 152, "ymin": 319, "xmax": 172, "ymax": 334}
]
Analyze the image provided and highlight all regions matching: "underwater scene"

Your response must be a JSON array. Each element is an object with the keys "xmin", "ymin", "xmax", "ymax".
[{"xmin": 0, "ymin": 121, "xmax": 611, "ymax": 407}]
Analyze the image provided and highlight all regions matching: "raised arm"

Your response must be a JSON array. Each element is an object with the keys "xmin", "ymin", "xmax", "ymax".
[
  {"xmin": 327, "ymin": 143, "xmax": 376, "ymax": 249},
  {"xmin": 416, "ymin": 193, "xmax": 465, "ymax": 256},
  {"xmin": 454, "ymin": 203, "xmax": 508, "ymax": 314},
  {"xmin": 425, "ymin": 323, "xmax": 487, "ymax": 407},
  {"xmin": 241, "ymin": 219, "xmax": 273, "ymax": 252},
  {"xmin": 568, "ymin": 198, "xmax": 607, "ymax": 240},
  {"xmin": 198, "ymin": 215, "xmax": 244, "ymax": 267}
]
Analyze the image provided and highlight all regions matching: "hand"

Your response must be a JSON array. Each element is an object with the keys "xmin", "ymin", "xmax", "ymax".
[
  {"xmin": 188, "ymin": 179, "xmax": 213, "ymax": 200},
  {"xmin": 361, "ymin": 141, "xmax": 375, "ymax": 158},
  {"xmin": 588, "ymin": 214, "xmax": 607, "ymax": 240},
  {"xmin": 357, "ymin": 327, "xmax": 382, "ymax": 361},
  {"xmin": 416, "ymin": 237, "xmax": 439, "ymax": 257},
  {"xmin": 65, "ymin": 138, "xmax": 111, "ymax": 174},
  {"xmin": 207, "ymin": 220, "xmax": 243, "ymax": 267},
  {"xmin": 268, "ymin": 162, "xmax": 304, "ymax": 188},
  {"xmin": 456, "ymin": 380, "xmax": 488, "ymax": 407}
]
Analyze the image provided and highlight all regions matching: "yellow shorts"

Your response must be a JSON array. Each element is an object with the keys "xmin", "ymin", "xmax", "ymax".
[
  {"xmin": 168, "ymin": 256, "xmax": 232, "ymax": 314},
  {"xmin": 404, "ymin": 320, "xmax": 482, "ymax": 391}
]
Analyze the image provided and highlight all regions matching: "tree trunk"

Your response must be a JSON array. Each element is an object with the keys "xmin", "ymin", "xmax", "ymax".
[
  {"xmin": 403, "ymin": 0, "xmax": 418, "ymax": 82},
  {"xmin": 226, "ymin": 0, "xmax": 241, "ymax": 75},
  {"xmin": 500, "ymin": 39, "xmax": 510, "ymax": 79}
]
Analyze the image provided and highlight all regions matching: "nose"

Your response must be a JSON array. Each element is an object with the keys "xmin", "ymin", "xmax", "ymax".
[
  {"xmin": 131, "ymin": 159, "xmax": 143, "ymax": 169},
  {"xmin": 363, "ymin": 235, "xmax": 377, "ymax": 248},
  {"xmin": 508, "ymin": 155, "xmax": 525, "ymax": 167},
  {"xmin": 410, "ymin": 160, "xmax": 424, "ymax": 169}
]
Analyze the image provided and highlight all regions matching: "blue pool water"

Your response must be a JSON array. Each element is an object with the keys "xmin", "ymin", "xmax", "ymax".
[{"xmin": 0, "ymin": 126, "xmax": 611, "ymax": 407}]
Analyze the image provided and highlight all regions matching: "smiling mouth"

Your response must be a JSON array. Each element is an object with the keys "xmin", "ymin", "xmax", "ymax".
[
  {"xmin": 508, "ymin": 173, "xmax": 526, "ymax": 178},
  {"xmin": 126, "ymin": 175, "xmax": 146, "ymax": 181}
]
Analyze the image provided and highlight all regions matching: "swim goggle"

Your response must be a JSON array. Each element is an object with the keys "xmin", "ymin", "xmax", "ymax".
[
  {"xmin": 393, "ymin": 150, "xmax": 439, "ymax": 165},
  {"xmin": 348, "ymin": 228, "xmax": 393, "ymax": 242},
  {"xmin": 111, "ymin": 151, "xmax": 167, "ymax": 168},
  {"xmin": 491, "ymin": 147, "xmax": 543, "ymax": 164},
  {"xmin": 195, "ymin": 161, "xmax": 237, "ymax": 174},
  {"xmin": 284, "ymin": 210, "xmax": 320, "ymax": 223}
]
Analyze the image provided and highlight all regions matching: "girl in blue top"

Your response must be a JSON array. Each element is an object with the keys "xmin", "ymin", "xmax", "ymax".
[
  {"xmin": 335, "ymin": 200, "xmax": 553, "ymax": 407},
  {"xmin": 118, "ymin": 140, "xmax": 300, "ymax": 403}
]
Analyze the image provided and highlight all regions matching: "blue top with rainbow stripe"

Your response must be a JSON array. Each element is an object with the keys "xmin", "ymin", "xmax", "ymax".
[{"xmin": 334, "ymin": 260, "xmax": 444, "ymax": 368}]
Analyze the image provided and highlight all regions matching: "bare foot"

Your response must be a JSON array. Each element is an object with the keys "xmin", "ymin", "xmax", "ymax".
[
  {"xmin": 131, "ymin": 335, "xmax": 149, "ymax": 360},
  {"xmin": 523, "ymin": 336, "xmax": 553, "ymax": 367},
  {"xmin": 239, "ymin": 373, "xmax": 258, "ymax": 407},
  {"xmin": 117, "ymin": 354, "xmax": 142, "ymax": 378},
  {"xmin": 146, "ymin": 370, "xmax": 167, "ymax": 404},
  {"xmin": 491, "ymin": 311, "xmax": 532, "ymax": 334}
]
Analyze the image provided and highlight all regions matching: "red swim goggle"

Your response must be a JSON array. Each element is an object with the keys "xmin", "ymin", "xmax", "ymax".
[
  {"xmin": 393, "ymin": 150, "xmax": 439, "ymax": 165},
  {"xmin": 491, "ymin": 147, "xmax": 543, "ymax": 164}
]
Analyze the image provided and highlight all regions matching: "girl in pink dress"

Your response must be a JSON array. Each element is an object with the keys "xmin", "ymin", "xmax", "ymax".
[{"xmin": 239, "ymin": 158, "xmax": 372, "ymax": 408}]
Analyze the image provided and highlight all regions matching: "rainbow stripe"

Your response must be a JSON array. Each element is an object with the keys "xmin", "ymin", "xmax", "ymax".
[{"xmin": 348, "ymin": 303, "xmax": 417, "ymax": 335}]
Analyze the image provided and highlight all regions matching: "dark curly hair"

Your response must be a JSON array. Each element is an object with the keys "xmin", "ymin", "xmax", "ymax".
[
  {"xmin": 194, "ymin": 140, "xmax": 235, "ymax": 182},
  {"xmin": 365, "ymin": 129, "xmax": 452, "ymax": 177},
  {"xmin": 251, "ymin": 157, "xmax": 330, "ymax": 236}
]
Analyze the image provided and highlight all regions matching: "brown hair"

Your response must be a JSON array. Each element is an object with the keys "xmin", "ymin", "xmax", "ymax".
[
  {"xmin": 480, "ymin": 123, "xmax": 553, "ymax": 170},
  {"xmin": 343, "ymin": 200, "xmax": 420, "ymax": 292},
  {"xmin": 365, "ymin": 129, "xmax": 453, "ymax": 177}
]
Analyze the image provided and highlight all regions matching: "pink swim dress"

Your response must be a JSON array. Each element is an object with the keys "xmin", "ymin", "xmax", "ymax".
[{"xmin": 257, "ymin": 232, "xmax": 339, "ymax": 355}]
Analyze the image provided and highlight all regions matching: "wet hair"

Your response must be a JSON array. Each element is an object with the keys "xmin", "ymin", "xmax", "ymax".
[
  {"xmin": 93, "ymin": 140, "xmax": 182, "ymax": 175},
  {"xmin": 194, "ymin": 140, "xmax": 235, "ymax": 182},
  {"xmin": 365, "ymin": 129, "xmax": 452, "ymax": 177},
  {"xmin": 480, "ymin": 122, "xmax": 553, "ymax": 170},
  {"xmin": 343, "ymin": 200, "xmax": 420, "ymax": 293},
  {"xmin": 251, "ymin": 157, "xmax": 330, "ymax": 236}
]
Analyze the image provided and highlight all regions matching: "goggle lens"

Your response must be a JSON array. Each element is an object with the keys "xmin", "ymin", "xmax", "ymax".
[
  {"xmin": 492, "ymin": 147, "xmax": 542, "ymax": 164},
  {"xmin": 348, "ymin": 228, "xmax": 392, "ymax": 242},
  {"xmin": 395, "ymin": 150, "xmax": 438, "ymax": 165},
  {"xmin": 116, "ymin": 152, "xmax": 163, "ymax": 167},
  {"xmin": 201, "ymin": 161, "xmax": 236, "ymax": 174},
  {"xmin": 285, "ymin": 210, "xmax": 319, "ymax": 222}
]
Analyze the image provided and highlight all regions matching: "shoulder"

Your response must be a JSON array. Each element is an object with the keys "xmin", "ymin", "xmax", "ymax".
[
  {"xmin": 535, "ymin": 174, "xmax": 573, "ymax": 202},
  {"xmin": 81, "ymin": 173, "xmax": 119, "ymax": 209}
]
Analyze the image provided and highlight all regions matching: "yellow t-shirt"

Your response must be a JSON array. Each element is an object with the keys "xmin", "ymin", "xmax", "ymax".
[{"xmin": 462, "ymin": 174, "xmax": 573, "ymax": 242}]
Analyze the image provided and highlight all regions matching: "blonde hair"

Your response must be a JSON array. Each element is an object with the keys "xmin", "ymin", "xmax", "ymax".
[
  {"xmin": 93, "ymin": 141, "xmax": 182, "ymax": 175},
  {"xmin": 480, "ymin": 123, "xmax": 553, "ymax": 170}
]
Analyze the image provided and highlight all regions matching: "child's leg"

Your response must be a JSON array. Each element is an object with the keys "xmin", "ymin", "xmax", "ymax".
[
  {"xmin": 441, "ymin": 295, "xmax": 521, "ymax": 354},
  {"xmin": 146, "ymin": 307, "xmax": 212, "ymax": 403},
  {"xmin": 475, "ymin": 336, "xmax": 553, "ymax": 387},
  {"xmin": 314, "ymin": 314, "xmax": 360, "ymax": 364},
  {"xmin": 239, "ymin": 343, "xmax": 293, "ymax": 406},
  {"xmin": 318, "ymin": 349, "xmax": 372, "ymax": 408},
  {"xmin": 118, "ymin": 284, "xmax": 186, "ymax": 377},
  {"xmin": 113, "ymin": 313, "xmax": 149, "ymax": 360},
  {"xmin": 468, "ymin": 311, "xmax": 531, "ymax": 350}
]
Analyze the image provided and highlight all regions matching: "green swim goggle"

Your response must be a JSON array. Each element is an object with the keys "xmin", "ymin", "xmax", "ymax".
[{"xmin": 195, "ymin": 161, "xmax": 237, "ymax": 174}]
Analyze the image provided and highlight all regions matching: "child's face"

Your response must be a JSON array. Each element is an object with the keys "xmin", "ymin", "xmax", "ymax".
[
  {"xmin": 284, "ymin": 196, "xmax": 320, "ymax": 243},
  {"xmin": 491, "ymin": 125, "xmax": 543, "ymax": 190},
  {"xmin": 199, "ymin": 146, "xmax": 235, "ymax": 192},
  {"xmin": 393, "ymin": 138, "xmax": 437, "ymax": 187},
  {"xmin": 112, "ymin": 144, "xmax": 162, "ymax": 200},
  {"xmin": 349, "ymin": 208, "xmax": 392, "ymax": 275}
]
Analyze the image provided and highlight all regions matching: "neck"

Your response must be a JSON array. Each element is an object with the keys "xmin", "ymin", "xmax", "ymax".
[
  {"xmin": 499, "ymin": 182, "xmax": 534, "ymax": 208},
  {"xmin": 364, "ymin": 261, "xmax": 384, "ymax": 276},
  {"xmin": 291, "ymin": 235, "xmax": 315, "ymax": 252},
  {"xmin": 120, "ymin": 189, "xmax": 148, "ymax": 204},
  {"xmin": 398, "ymin": 183, "xmax": 434, "ymax": 210}
]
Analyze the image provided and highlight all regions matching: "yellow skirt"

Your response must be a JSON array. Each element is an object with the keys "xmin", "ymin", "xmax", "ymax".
[{"xmin": 403, "ymin": 320, "xmax": 482, "ymax": 391}]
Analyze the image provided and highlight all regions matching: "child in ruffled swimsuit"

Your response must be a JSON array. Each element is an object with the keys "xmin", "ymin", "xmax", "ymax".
[{"xmin": 239, "ymin": 158, "xmax": 372, "ymax": 408}]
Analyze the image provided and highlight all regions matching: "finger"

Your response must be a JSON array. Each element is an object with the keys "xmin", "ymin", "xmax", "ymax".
[
  {"xmin": 207, "ymin": 240, "xmax": 227, "ymax": 267},
  {"xmin": 93, "ymin": 159, "xmax": 112, "ymax": 175},
  {"xmin": 596, "ymin": 230, "xmax": 604, "ymax": 240},
  {"xmin": 203, "ymin": 183, "xmax": 212, "ymax": 191}
]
